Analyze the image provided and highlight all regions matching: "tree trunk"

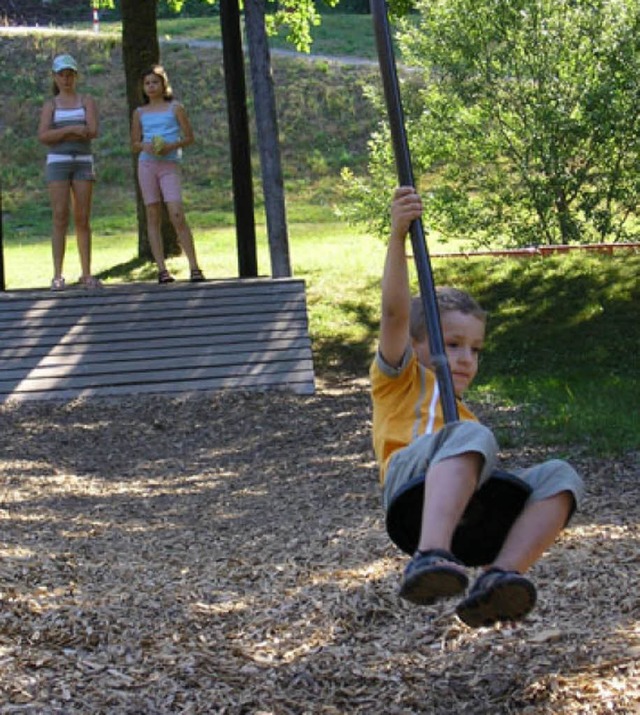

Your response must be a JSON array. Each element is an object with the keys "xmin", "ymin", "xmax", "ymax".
[
  {"xmin": 121, "ymin": 0, "xmax": 179, "ymax": 260},
  {"xmin": 555, "ymin": 191, "xmax": 580, "ymax": 244},
  {"xmin": 244, "ymin": 0, "xmax": 292, "ymax": 278}
]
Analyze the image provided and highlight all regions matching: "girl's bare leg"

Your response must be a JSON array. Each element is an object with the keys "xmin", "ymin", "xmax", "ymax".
[
  {"xmin": 49, "ymin": 181, "xmax": 71, "ymax": 279},
  {"xmin": 166, "ymin": 201, "xmax": 200, "ymax": 271},
  {"xmin": 145, "ymin": 202, "xmax": 167, "ymax": 271},
  {"xmin": 71, "ymin": 179, "xmax": 94, "ymax": 279}
]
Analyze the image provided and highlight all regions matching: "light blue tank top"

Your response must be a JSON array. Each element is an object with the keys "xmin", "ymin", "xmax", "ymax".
[{"xmin": 138, "ymin": 102, "xmax": 182, "ymax": 162}]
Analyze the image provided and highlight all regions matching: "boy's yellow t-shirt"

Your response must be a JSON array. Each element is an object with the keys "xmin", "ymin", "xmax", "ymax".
[{"xmin": 370, "ymin": 348, "xmax": 478, "ymax": 485}]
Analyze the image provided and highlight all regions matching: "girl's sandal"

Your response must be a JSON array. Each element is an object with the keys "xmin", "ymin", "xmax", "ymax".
[
  {"xmin": 158, "ymin": 269, "xmax": 175, "ymax": 284},
  {"xmin": 190, "ymin": 268, "xmax": 206, "ymax": 283},
  {"xmin": 79, "ymin": 275, "xmax": 103, "ymax": 289}
]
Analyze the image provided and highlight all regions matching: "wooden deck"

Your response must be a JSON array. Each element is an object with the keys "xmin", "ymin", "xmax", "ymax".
[{"xmin": 0, "ymin": 278, "xmax": 315, "ymax": 402}]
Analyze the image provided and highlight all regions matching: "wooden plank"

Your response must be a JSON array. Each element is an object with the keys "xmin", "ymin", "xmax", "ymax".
[
  {"xmin": 0, "ymin": 279, "xmax": 305, "ymax": 312},
  {"xmin": 0, "ymin": 345, "xmax": 312, "ymax": 383},
  {"xmin": 0, "ymin": 277, "xmax": 303, "ymax": 299},
  {"xmin": 1, "ymin": 357, "xmax": 315, "ymax": 393},
  {"xmin": 0, "ymin": 315, "xmax": 310, "ymax": 348},
  {"xmin": 3, "ymin": 370, "xmax": 316, "ymax": 402},
  {"xmin": 0, "ymin": 279, "xmax": 315, "ymax": 401},
  {"xmin": 0, "ymin": 336, "xmax": 311, "ymax": 369},
  {"xmin": 0, "ymin": 292, "xmax": 306, "ymax": 322},
  {"xmin": 0, "ymin": 281, "xmax": 307, "ymax": 329},
  {"xmin": 0, "ymin": 292, "xmax": 308, "ymax": 331}
]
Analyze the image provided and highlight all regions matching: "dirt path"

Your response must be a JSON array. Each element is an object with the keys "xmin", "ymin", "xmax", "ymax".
[
  {"xmin": 0, "ymin": 384, "xmax": 638, "ymax": 713},
  {"xmin": 0, "ymin": 26, "xmax": 379, "ymax": 67}
]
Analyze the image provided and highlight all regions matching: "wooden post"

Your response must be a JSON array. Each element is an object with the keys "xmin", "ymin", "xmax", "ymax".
[
  {"xmin": 220, "ymin": 0, "xmax": 258, "ymax": 277},
  {"xmin": 244, "ymin": 0, "xmax": 292, "ymax": 278},
  {"xmin": 0, "ymin": 179, "xmax": 5, "ymax": 292}
]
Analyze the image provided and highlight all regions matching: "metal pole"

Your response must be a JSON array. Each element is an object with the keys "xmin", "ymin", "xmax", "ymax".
[{"xmin": 370, "ymin": 0, "xmax": 458, "ymax": 423}]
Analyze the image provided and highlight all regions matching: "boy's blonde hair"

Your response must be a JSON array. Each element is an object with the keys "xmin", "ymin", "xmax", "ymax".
[{"xmin": 410, "ymin": 287, "xmax": 487, "ymax": 342}]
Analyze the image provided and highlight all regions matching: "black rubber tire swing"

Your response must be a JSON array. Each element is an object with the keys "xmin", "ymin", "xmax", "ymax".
[{"xmin": 370, "ymin": 0, "xmax": 531, "ymax": 566}]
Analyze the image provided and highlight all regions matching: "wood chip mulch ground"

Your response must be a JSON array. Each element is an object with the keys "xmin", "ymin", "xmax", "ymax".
[{"xmin": 0, "ymin": 380, "xmax": 638, "ymax": 714}]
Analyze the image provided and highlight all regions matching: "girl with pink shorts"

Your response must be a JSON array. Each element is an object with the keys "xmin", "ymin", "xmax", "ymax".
[{"xmin": 131, "ymin": 64, "xmax": 205, "ymax": 284}]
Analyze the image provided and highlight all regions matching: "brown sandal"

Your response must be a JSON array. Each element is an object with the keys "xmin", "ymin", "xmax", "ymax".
[
  {"xmin": 456, "ymin": 568, "xmax": 537, "ymax": 627},
  {"xmin": 190, "ymin": 268, "xmax": 206, "ymax": 283},
  {"xmin": 158, "ymin": 269, "xmax": 175, "ymax": 284},
  {"xmin": 79, "ymin": 275, "xmax": 102, "ymax": 289},
  {"xmin": 399, "ymin": 548, "xmax": 468, "ymax": 605}
]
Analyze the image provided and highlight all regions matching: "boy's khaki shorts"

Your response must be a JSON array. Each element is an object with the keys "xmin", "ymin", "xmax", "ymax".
[{"xmin": 383, "ymin": 420, "xmax": 584, "ymax": 514}]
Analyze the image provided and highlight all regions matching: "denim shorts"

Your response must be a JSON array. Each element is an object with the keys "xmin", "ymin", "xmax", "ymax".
[{"xmin": 46, "ymin": 155, "xmax": 95, "ymax": 183}]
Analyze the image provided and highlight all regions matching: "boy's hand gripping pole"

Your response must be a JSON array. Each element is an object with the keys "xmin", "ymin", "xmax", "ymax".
[{"xmin": 370, "ymin": 0, "xmax": 459, "ymax": 423}]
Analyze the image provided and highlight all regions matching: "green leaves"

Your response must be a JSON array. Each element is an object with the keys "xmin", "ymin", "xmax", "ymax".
[{"xmin": 348, "ymin": 0, "xmax": 640, "ymax": 248}]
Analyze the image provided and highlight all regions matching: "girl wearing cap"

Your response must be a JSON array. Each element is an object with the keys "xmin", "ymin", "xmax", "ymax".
[
  {"xmin": 130, "ymin": 64, "xmax": 205, "ymax": 284},
  {"xmin": 38, "ymin": 53, "xmax": 101, "ymax": 290}
]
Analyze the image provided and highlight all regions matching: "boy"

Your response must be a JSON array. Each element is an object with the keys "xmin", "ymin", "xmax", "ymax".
[{"xmin": 371, "ymin": 186, "xmax": 584, "ymax": 627}]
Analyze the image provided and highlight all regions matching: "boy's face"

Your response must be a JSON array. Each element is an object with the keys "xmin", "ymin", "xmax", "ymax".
[{"xmin": 413, "ymin": 310, "xmax": 485, "ymax": 397}]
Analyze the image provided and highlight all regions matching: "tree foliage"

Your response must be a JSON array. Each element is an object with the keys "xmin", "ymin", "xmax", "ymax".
[{"xmin": 343, "ymin": 0, "xmax": 640, "ymax": 247}]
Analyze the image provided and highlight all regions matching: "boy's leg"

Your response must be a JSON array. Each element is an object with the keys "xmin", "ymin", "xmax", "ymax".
[
  {"xmin": 456, "ymin": 491, "xmax": 574, "ymax": 627},
  {"xmin": 418, "ymin": 452, "xmax": 481, "ymax": 552},
  {"xmin": 456, "ymin": 457, "xmax": 583, "ymax": 626},
  {"xmin": 399, "ymin": 452, "xmax": 480, "ymax": 605},
  {"xmin": 492, "ymin": 491, "xmax": 574, "ymax": 574}
]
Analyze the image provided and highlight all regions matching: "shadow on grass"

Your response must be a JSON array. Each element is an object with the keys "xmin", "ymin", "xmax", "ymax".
[
  {"xmin": 313, "ymin": 295, "xmax": 380, "ymax": 378},
  {"xmin": 94, "ymin": 255, "xmax": 157, "ymax": 283},
  {"xmin": 434, "ymin": 256, "xmax": 640, "ymax": 380},
  {"xmin": 307, "ymin": 255, "xmax": 638, "ymax": 452}
]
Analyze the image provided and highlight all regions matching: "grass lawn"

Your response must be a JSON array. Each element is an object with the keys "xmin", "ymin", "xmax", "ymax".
[{"xmin": 70, "ymin": 13, "xmax": 383, "ymax": 60}]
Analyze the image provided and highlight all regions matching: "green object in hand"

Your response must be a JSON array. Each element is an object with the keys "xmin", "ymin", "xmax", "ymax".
[{"xmin": 152, "ymin": 135, "xmax": 165, "ymax": 154}]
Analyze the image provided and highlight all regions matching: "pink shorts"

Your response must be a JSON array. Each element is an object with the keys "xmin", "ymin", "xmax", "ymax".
[{"xmin": 137, "ymin": 160, "xmax": 183, "ymax": 205}]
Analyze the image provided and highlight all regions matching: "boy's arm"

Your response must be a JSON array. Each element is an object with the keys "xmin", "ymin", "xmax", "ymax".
[{"xmin": 379, "ymin": 186, "xmax": 423, "ymax": 367}]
